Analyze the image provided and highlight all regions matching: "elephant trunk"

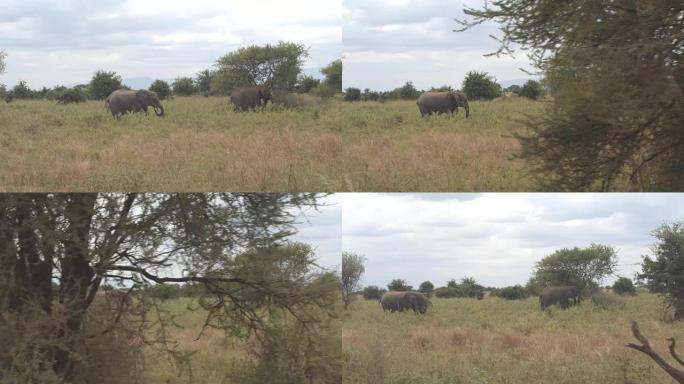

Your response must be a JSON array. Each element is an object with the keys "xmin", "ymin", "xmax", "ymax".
[{"xmin": 154, "ymin": 105, "xmax": 164, "ymax": 116}]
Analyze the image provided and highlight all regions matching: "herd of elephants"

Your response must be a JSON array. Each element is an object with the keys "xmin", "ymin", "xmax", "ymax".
[
  {"xmin": 379, "ymin": 285, "xmax": 581, "ymax": 314},
  {"xmin": 103, "ymin": 85, "xmax": 470, "ymax": 119}
]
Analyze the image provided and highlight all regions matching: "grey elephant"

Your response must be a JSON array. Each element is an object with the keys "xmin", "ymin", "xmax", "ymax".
[
  {"xmin": 230, "ymin": 86, "xmax": 272, "ymax": 112},
  {"xmin": 417, "ymin": 91, "xmax": 470, "ymax": 118},
  {"xmin": 105, "ymin": 89, "xmax": 164, "ymax": 119},
  {"xmin": 539, "ymin": 286, "xmax": 581, "ymax": 310},
  {"xmin": 380, "ymin": 291, "xmax": 431, "ymax": 314}
]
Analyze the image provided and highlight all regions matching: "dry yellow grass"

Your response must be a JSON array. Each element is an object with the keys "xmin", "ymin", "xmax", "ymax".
[
  {"xmin": 343, "ymin": 294, "xmax": 684, "ymax": 384},
  {"xmin": 0, "ymin": 96, "xmax": 543, "ymax": 191}
]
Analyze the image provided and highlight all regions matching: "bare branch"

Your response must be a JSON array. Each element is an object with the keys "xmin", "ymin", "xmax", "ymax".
[{"xmin": 626, "ymin": 321, "xmax": 684, "ymax": 383}]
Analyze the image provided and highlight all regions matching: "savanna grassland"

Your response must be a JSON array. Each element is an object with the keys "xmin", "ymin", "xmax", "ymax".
[
  {"xmin": 343, "ymin": 294, "xmax": 684, "ymax": 384},
  {"xmin": 0, "ymin": 96, "xmax": 545, "ymax": 191},
  {"xmin": 340, "ymin": 97, "xmax": 544, "ymax": 191},
  {"xmin": 0, "ymin": 96, "xmax": 343, "ymax": 191}
]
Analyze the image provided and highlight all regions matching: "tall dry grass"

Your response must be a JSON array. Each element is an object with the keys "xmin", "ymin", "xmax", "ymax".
[
  {"xmin": 0, "ymin": 96, "xmax": 343, "ymax": 191},
  {"xmin": 0, "ymin": 96, "xmax": 543, "ymax": 191},
  {"xmin": 343, "ymin": 294, "xmax": 684, "ymax": 384}
]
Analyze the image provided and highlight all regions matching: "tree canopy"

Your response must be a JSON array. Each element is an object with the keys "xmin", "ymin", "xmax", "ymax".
[
  {"xmin": 89, "ymin": 70, "xmax": 122, "ymax": 100},
  {"xmin": 461, "ymin": 71, "xmax": 501, "ymax": 100},
  {"xmin": 341, "ymin": 252, "xmax": 365, "ymax": 309},
  {"xmin": 0, "ymin": 193, "xmax": 338, "ymax": 382},
  {"xmin": 530, "ymin": 244, "xmax": 618, "ymax": 292},
  {"xmin": 639, "ymin": 221, "xmax": 684, "ymax": 320},
  {"xmin": 212, "ymin": 42, "xmax": 308, "ymax": 94},
  {"xmin": 387, "ymin": 279, "xmax": 412, "ymax": 292},
  {"xmin": 149, "ymin": 80, "xmax": 171, "ymax": 100},
  {"xmin": 458, "ymin": 0, "xmax": 684, "ymax": 190}
]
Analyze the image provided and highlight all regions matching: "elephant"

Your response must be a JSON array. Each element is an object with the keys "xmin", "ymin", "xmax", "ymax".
[
  {"xmin": 230, "ymin": 86, "xmax": 272, "ymax": 112},
  {"xmin": 417, "ymin": 91, "xmax": 470, "ymax": 118},
  {"xmin": 539, "ymin": 286, "xmax": 581, "ymax": 310},
  {"xmin": 380, "ymin": 291, "xmax": 431, "ymax": 314},
  {"xmin": 105, "ymin": 89, "xmax": 164, "ymax": 119}
]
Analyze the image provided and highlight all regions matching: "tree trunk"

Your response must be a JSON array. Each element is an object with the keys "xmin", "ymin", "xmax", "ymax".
[{"xmin": 52, "ymin": 193, "xmax": 98, "ymax": 380}]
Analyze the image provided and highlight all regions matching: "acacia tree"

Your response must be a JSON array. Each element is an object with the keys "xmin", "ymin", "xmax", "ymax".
[
  {"xmin": 89, "ymin": 70, "xmax": 122, "ymax": 100},
  {"xmin": 639, "ymin": 221, "xmax": 684, "ymax": 320},
  {"xmin": 530, "ymin": 244, "xmax": 618, "ymax": 292},
  {"xmin": 0, "ymin": 193, "xmax": 337, "ymax": 382},
  {"xmin": 212, "ymin": 42, "xmax": 308, "ymax": 93},
  {"xmin": 341, "ymin": 252, "xmax": 365, "ymax": 309},
  {"xmin": 457, "ymin": 1, "xmax": 684, "ymax": 190}
]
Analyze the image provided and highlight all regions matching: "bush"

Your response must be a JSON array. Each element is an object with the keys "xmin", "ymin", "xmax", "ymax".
[
  {"xmin": 56, "ymin": 88, "xmax": 87, "ymax": 104},
  {"xmin": 591, "ymin": 291, "xmax": 626, "ymax": 309},
  {"xmin": 495, "ymin": 285, "xmax": 530, "ymax": 300},
  {"xmin": 461, "ymin": 71, "xmax": 502, "ymax": 100},
  {"xmin": 272, "ymin": 92, "xmax": 323, "ymax": 109},
  {"xmin": 418, "ymin": 281, "xmax": 434, "ymax": 297},
  {"xmin": 344, "ymin": 87, "xmax": 361, "ymax": 102},
  {"xmin": 172, "ymin": 77, "xmax": 197, "ymax": 96},
  {"xmin": 362, "ymin": 285, "xmax": 385, "ymax": 300},
  {"xmin": 149, "ymin": 80, "xmax": 171, "ymax": 100},
  {"xmin": 613, "ymin": 277, "xmax": 637, "ymax": 296},
  {"xmin": 519, "ymin": 80, "xmax": 543, "ymax": 100},
  {"xmin": 387, "ymin": 279, "xmax": 412, "ymax": 292},
  {"xmin": 434, "ymin": 287, "xmax": 461, "ymax": 298},
  {"xmin": 90, "ymin": 70, "xmax": 122, "ymax": 100}
]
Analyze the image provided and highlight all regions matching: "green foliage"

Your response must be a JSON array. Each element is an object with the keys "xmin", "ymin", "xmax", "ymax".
[
  {"xmin": 387, "ymin": 279, "xmax": 412, "ymax": 292},
  {"xmin": 458, "ymin": 277, "xmax": 485, "ymax": 298},
  {"xmin": 461, "ymin": 0, "xmax": 684, "ymax": 190},
  {"xmin": 320, "ymin": 59, "xmax": 342, "ymax": 93},
  {"xmin": 519, "ymin": 80, "xmax": 542, "ymax": 100},
  {"xmin": 344, "ymin": 87, "xmax": 361, "ymax": 102},
  {"xmin": 89, "ymin": 70, "xmax": 122, "ymax": 100},
  {"xmin": 362, "ymin": 285, "xmax": 385, "ymax": 300},
  {"xmin": 495, "ymin": 285, "xmax": 530, "ymax": 300},
  {"xmin": 213, "ymin": 42, "xmax": 308, "ymax": 94},
  {"xmin": 531, "ymin": 244, "xmax": 618, "ymax": 292},
  {"xmin": 12, "ymin": 80, "xmax": 34, "ymax": 99},
  {"xmin": 342, "ymin": 252, "xmax": 366, "ymax": 309},
  {"xmin": 639, "ymin": 221, "xmax": 684, "ymax": 320},
  {"xmin": 296, "ymin": 75, "xmax": 320, "ymax": 93},
  {"xmin": 195, "ymin": 69, "xmax": 213, "ymax": 94},
  {"xmin": 171, "ymin": 77, "xmax": 196, "ymax": 96},
  {"xmin": 149, "ymin": 80, "xmax": 171, "ymax": 100},
  {"xmin": 394, "ymin": 81, "xmax": 421, "ymax": 100},
  {"xmin": 361, "ymin": 88, "xmax": 381, "ymax": 101},
  {"xmin": 613, "ymin": 277, "xmax": 637, "ymax": 296},
  {"xmin": 434, "ymin": 286, "xmax": 461, "ymax": 298},
  {"xmin": 418, "ymin": 281, "xmax": 434, "ymax": 296},
  {"xmin": 505, "ymin": 85, "xmax": 521, "ymax": 95},
  {"xmin": 461, "ymin": 71, "xmax": 501, "ymax": 100},
  {"xmin": 56, "ymin": 87, "xmax": 87, "ymax": 104}
]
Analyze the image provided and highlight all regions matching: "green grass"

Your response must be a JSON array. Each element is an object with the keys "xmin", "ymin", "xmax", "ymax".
[
  {"xmin": 343, "ymin": 294, "xmax": 684, "ymax": 384},
  {"xmin": 0, "ymin": 96, "xmax": 544, "ymax": 191}
]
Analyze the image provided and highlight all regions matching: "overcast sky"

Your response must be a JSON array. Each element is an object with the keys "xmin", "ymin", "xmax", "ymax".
[
  {"xmin": 0, "ymin": 0, "xmax": 342, "ymax": 88},
  {"xmin": 342, "ymin": 0, "xmax": 536, "ymax": 91},
  {"xmin": 294, "ymin": 193, "xmax": 341, "ymax": 271},
  {"xmin": 342, "ymin": 193, "xmax": 684, "ymax": 289}
]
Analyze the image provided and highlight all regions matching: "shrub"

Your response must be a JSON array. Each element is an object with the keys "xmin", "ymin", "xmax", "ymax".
[
  {"xmin": 273, "ymin": 92, "xmax": 323, "ymax": 109},
  {"xmin": 519, "ymin": 79, "xmax": 543, "ymax": 100},
  {"xmin": 387, "ymin": 279, "xmax": 412, "ymax": 292},
  {"xmin": 462, "ymin": 71, "xmax": 502, "ymax": 100},
  {"xmin": 172, "ymin": 77, "xmax": 197, "ymax": 96},
  {"xmin": 90, "ymin": 70, "xmax": 122, "ymax": 100},
  {"xmin": 56, "ymin": 88, "xmax": 87, "ymax": 104},
  {"xmin": 362, "ymin": 286, "xmax": 385, "ymax": 300},
  {"xmin": 613, "ymin": 277, "xmax": 637, "ymax": 296},
  {"xmin": 434, "ymin": 287, "xmax": 461, "ymax": 298},
  {"xmin": 418, "ymin": 281, "xmax": 434, "ymax": 297},
  {"xmin": 496, "ymin": 285, "xmax": 530, "ymax": 300},
  {"xmin": 344, "ymin": 87, "xmax": 361, "ymax": 102},
  {"xmin": 149, "ymin": 80, "xmax": 171, "ymax": 100}
]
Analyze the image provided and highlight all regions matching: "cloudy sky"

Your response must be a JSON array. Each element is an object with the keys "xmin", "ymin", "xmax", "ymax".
[
  {"xmin": 343, "ymin": 0, "xmax": 536, "ymax": 91},
  {"xmin": 0, "ymin": 0, "xmax": 341, "ymax": 88},
  {"xmin": 293, "ymin": 193, "xmax": 341, "ymax": 271},
  {"xmin": 342, "ymin": 193, "xmax": 684, "ymax": 289}
]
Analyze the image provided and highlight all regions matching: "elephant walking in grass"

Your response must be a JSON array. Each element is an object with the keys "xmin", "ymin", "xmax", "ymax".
[
  {"xmin": 380, "ymin": 291, "xmax": 431, "ymax": 314},
  {"xmin": 105, "ymin": 89, "xmax": 164, "ymax": 119},
  {"xmin": 230, "ymin": 86, "xmax": 272, "ymax": 112},
  {"xmin": 539, "ymin": 286, "xmax": 581, "ymax": 310},
  {"xmin": 417, "ymin": 91, "xmax": 470, "ymax": 118}
]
